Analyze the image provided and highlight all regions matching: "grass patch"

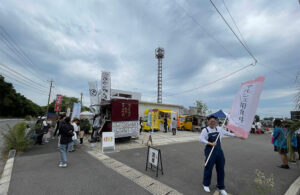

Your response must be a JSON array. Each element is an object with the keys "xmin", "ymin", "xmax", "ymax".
[{"xmin": 2, "ymin": 122, "xmax": 34, "ymax": 154}]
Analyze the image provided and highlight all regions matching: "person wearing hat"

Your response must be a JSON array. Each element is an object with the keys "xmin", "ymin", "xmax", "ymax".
[{"xmin": 199, "ymin": 115, "xmax": 236, "ymax": 195}]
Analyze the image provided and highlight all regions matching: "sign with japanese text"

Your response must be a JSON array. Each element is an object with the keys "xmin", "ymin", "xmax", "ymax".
[
  {"xmin": 102, "ymin": 132, "xmax": 115, "ymax": 153},
  {"xmin": 112, "ymin": 121, "xmax": 139, "ymax": 137},
  {"xmin": 56, "ymin": 94, "xmax": 63, "ymax": 105},
  {"xmin": 148, "ymin": 147, "xmax": 159, "ymax": 166},
  {"xmin": 226, "ymin": 76, "xmax": 265, "ymax": 139},
  {"xmin": 101, "ymin": 71, "xmax": 111, "ymax": 101}
]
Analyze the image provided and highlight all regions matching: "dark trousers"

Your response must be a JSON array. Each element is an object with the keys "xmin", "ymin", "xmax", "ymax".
[
  {"xmin": 164, "ymin": 125, "xmax": 168, "ymax": 133},
  {"xmin": 36, "ymin": 134, "xmax": 44, "ymax": 145},
  {"xmin": 172, "ymin": 128, "xmax": 176, "ymax": 135},
  {"xmin": 203, "ymin": 149, "xmax": 225, "ymax": 189},
  {"xmin": 297, "ymin": 135, "xmax": 300, "ymax": 159},
  {"xmin": 80, "ymin": 138, "xmax": 83, "ymax": 144}
]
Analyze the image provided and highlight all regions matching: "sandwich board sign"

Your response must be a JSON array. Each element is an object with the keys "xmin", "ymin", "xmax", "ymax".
[
  {"xmin": 102, "ymin": 132, "xmax": 115, "ymax": 153},
  {"xmin": 145, "ymin": 146, "xmax": 163, "ymax": 177}
]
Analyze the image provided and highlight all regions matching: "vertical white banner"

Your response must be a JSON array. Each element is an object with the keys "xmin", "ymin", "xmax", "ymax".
[
  {"xmin": 71, "ymin": 103, "xmax": 82, "ymax": 121},
  {"xmin": 88, "ymin": 81, "xmax": 99, "ymax": 106},
  {"xmin": 226, "ymin": 76, "xmax": 265, "ymax": 139},
  {"xmin": 101, "ymin": 71, "xmax": 111, "ymax": 101}
]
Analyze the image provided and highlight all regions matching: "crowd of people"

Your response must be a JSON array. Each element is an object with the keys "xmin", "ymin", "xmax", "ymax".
[
  {"xmin": 272, "ymin": 119, "xmax": 300, "ymax": 169},
  {"xmin": 34, "ymin": 115, "xmax": 84, "ymax": 168}
]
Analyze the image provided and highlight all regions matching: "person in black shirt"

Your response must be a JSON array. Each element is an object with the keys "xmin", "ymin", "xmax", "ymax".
[{"xmin": 58, "ymin": 117, "xmax": 74, "ymax": 168}]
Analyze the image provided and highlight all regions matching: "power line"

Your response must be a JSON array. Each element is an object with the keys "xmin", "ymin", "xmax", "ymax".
[
  {"xmin": 221, "ymin": 0, "xmax": 250, "ymax": 51},
  {"xmin": 0, "ymin": 63, "xmax": 48, "ymax": 90},
  {"xmin": 174, "ymin": 1, "xmax": 241, "ymax": 63},
  {"xmin": 0, "ymin": 26, "xmax": 48, "ymax": 84},
  {"xmin": 0, "ymin": 69, "xmax": 48, "ymax": 93},
  {"xmin": 166, "ymin": 62, "xmax": 254, "ymax": 97},
  {"xmin": 209, "ymin": 0, "xmax": 257, "ymax": 63},
  {"xmin": 0, "ymin": 72, "xmax": 48, "ymax": 95}
]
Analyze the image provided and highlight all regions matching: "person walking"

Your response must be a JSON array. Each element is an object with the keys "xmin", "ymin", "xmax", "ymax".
[
  {"xmin": 69, "ymin": 118, "xmax": 79, "ymax": 152},
  {"xmin": 54, "ymin": 115, "xmax": 65, "ymax": 148},
  {"xmin": 272, "ymin": 119, "xmax": 289, "ymax": 169},
  {"xmin": 199, "ymin": 115, "xmax": 236, "ymax": 195},
  {"xmin": 296, "ymin": 128, "xmax": 300, "ymax": 160},
  {"xmin": 164, "ymin": 118, "xmax": 168, "ymax": 133},
  {"xmin": 256, "ymin": 121, "xmax": 262, "ymax": 134},
  {"xmin": 58, "ymin": 117, "xmax": 74, "ymax": 168},
  {"xmin": 140, "ymin": 117, "xmax": 143, "ymax": 135},
  {"xmin": 171, "ymin": 117, "xmax": 177, "ymax": 135}
]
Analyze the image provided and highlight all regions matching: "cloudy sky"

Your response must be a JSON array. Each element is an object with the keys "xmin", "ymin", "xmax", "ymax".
[{"xmin": 0, "ymin": 0, "xmax": 299, "ymax": 118}]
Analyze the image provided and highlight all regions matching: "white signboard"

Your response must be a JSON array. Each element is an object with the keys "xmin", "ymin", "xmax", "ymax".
[
  {"xmin": 102, "ymin": 132, "xmax": 115, "ymax": 153},
  {"xmin": 88, "ymin": 81, "xmax": 99, "ymax": 106},
  {"xmin": 112, "ymin": 121, "xmax": 139, "ymax": 137},
  {"xmin": 101, "ymin": 71, "xmax": 111, "ymax": 101},
  {"xmin": 148, "ymin": 147, "xmax": 159, "ymax": 166}
]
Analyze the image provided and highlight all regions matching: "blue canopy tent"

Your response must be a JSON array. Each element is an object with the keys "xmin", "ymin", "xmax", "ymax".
[{"xmin": 209, "ymin": 110, "xmax": 228, "ymax": 119}]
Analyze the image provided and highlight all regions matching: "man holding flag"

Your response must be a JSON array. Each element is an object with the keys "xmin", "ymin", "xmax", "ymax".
[
  {"xmin": 199, "ymin": 76, "xmax": 265, "ymax": 194},
  {"xmin": 200, "ymin": 115, "xmax": 235, "ymax": 195}
]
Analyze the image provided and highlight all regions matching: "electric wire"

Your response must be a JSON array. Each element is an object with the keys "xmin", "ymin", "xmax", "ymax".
[
  {"xmin": 221, "ymin": 0, "xmax": 250, "ymax": 51},
  {"xmin": 174, "ymin": 0, "xmax": 241, "ymax": 63},
  {"xmin": 166, "ymin": 62, "xmax": 254, "ymax": 97},
  {"xmin": 0, "ymin": 72, "xmax": 48, "ymax": 96},
  {"xmin": 209, "ymin": 0, "xmax": 257, "ymax": 63},
  {"xmin": 0, "ymin": 26, "xmax": 49, "ymax": 84},
  {"xmin": 0, "ymin": 63, "xmax": 48, "ymax": 90}
]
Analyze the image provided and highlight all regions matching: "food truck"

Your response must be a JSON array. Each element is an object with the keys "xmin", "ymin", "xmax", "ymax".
[
  {"xmin": 99, "ymin": 98, "xmax": 139, "ymax": 138},
  {"xmin": 142, "ymin": 108, "xmax": 177, "ymax": 131},
  {"xmin": 180, "ymin": 115, "xmax": 204, "ymax": 131}
]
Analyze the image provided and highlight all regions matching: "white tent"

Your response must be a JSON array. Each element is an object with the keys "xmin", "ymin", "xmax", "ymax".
[{"xmin": 80, "ymin": 111, "xmax": 94, "ymax": 119}]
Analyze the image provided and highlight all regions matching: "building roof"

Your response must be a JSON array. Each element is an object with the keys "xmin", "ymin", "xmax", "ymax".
[{"xmin": 139, "ymin": 101, "xmax": 184, "ymax": 109}]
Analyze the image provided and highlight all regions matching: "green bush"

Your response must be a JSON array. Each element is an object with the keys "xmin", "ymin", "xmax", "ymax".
[
  {"xmin": 24, "ymin": 115, "xmax": 32, "ymax": 121},
  {"xmin": 2, "ymin": 122, "xmax": 34, "ymax": 153},
  {"xmin": 80, "ymin": 119, "xmax": 91, "ymax": 134}
]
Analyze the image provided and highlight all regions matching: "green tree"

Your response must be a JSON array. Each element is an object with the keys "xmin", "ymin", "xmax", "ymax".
[
  {"xmin": 0, "ymin": 75, "xmax": 43, "ymax": 117},
  {"xmin": 195, "ymin": 100, "xmax": 208, "ymax": 116},
  {"xmin": 48, "ymin": 96, "xmax": 79, "ymax": 113}
]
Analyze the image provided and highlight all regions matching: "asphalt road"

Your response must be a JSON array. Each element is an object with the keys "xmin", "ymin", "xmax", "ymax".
[
  {"xmin": 107, "ymin": 133, "xmax": 300, "ymax": 195},
  {"xmin": 8, "ymin": 139, "xmax": 151, "ymax": 195}
]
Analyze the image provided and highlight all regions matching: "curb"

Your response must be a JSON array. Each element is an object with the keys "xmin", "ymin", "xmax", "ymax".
[
  {"xmin": 0, "ymin": 150, "xmax": 16, "ymax": 195},
  {"xmin": 285, "ymin": 176, "xmax": 300, "ymax": 195}
]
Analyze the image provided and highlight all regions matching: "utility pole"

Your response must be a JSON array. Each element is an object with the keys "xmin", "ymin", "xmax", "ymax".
[
  {"xmin": 80, "ymin": 92, "xmax": 83, "ymax": 107},
  {"xmin": 46, "ymin": 80, "xmax": 53, "ymax": 117}
]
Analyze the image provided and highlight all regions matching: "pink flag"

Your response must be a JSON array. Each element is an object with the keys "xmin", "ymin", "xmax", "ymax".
[{"xmin": 226, "ymin": 76, "xmax": 265, "ymax": 139}]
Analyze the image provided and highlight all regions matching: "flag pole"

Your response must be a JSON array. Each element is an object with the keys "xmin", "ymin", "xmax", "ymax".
[{"xmin": 204, "ymin": 116, "xmax": 228, "ymax": 166}]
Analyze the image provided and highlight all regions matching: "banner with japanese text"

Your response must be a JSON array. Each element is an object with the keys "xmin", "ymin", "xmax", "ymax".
[
  {"xmin": 54, "ymin": 94, "xmax": 63, "ymax": 112},
  {"xmin": 226, "ymin": 76, "xmax": 265, "ymax": 139},
  {"xmin": 101, "ymin": 71, "xmax": 111, "ymax": 101}
]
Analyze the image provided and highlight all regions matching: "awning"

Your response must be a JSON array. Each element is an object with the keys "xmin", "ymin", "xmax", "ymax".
[{"xmin": 209, "ymin": 110, "xmax": 228, "ymax": 119}]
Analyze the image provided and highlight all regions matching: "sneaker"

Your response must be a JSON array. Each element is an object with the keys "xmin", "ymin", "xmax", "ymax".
[
  {"xmin": 59, "ymin": 162, "xmax": 63, "ymax": 167},
  {"xmin": 62, "ymin": 163, "xmax": 67, "ymax": 168},
  {"xmin": 203, "ymin": 186, "xmax": 210, "ymax": 192},
  {"xmin": 220, "ymin": 189, "xmax": 227, "ymax": 195},
  {"xmin": 278, "ymin": 165, "xmax": 289, "ymax": 169}
]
